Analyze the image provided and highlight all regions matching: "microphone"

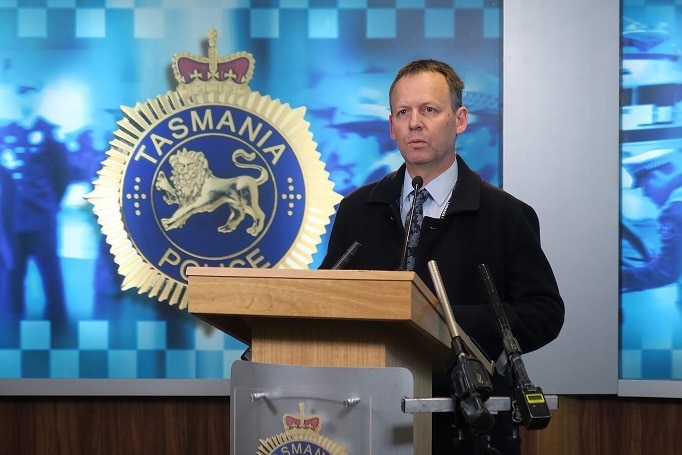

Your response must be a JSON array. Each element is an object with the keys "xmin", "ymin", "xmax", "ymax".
[
  {"xmin": 331, "ymin": 240, "xmax": 362, "ymax": 270},
  {"xmin": 478, "ymin": 263, "xmax": 552, "ymax": 430},
  {"xmin": 400, "ymin": 176, "xmax": 424, "ymax": 270},
  {"xmin": 428, "ymin": 260, "xmax": 495, "ymax": 433}
]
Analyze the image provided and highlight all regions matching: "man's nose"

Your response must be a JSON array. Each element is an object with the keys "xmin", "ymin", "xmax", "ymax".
[{"xmin": 409, "ymin": 112, "xmax": 423, "ymax": 129}]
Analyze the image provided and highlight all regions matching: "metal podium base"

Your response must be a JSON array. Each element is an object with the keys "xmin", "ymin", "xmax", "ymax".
[{"xmin": 230, "ymin": 360, "xmax": 415, "ymax": 455}]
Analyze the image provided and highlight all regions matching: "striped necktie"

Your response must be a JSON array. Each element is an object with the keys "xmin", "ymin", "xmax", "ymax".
[{"xmin": 404, "ymin": 188, "xmax": 429, "ymax": 271}]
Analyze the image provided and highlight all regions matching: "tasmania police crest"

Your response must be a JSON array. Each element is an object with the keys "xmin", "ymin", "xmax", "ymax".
[
  {"xmin": 86, "ymin": 30, "xmax": 341, "ymax": 308},
  {"xmin": 257, "ymin": 402, "xmax": 347, "ymax": 455}
]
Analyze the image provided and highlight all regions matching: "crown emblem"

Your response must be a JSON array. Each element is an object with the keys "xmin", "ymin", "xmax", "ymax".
[
  {"xmin": 283, "ymin": 403, "xmax": 321, "ymax": 432},
  {"xmin": 257, "ymin": 402, "xmax": 346, "ymax": 454},
  {"xmin": 172, "ymin": 28, "xmax": 255, "ymax": 97}
]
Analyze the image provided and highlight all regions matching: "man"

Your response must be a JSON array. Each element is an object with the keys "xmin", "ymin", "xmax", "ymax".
[
  {"xmin": 621, "ymin": 148, "xmax": 682, "ymax": 296},
  {"xmin": 0, "ymin": 85, "xmax": 69, "ymax": 323},
  {"xmin": 320, "ymin": 59, "xmax": 564, "ymax": 454}
]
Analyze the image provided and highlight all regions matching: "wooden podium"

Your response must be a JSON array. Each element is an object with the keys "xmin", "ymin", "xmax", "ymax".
[{"xmin": 186, "ymin": 267, "xmax": 454, "ymax": 453}]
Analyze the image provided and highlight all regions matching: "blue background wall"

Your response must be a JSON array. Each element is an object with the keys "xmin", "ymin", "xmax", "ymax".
[{"xmin": 0, "ymin": 0, "xmax": 501, "ymax": 387}]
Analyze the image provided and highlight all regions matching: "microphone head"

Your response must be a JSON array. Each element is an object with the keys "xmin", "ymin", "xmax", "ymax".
[{"xmin": 411, "ymin": 175, "xmax": 424, "ymax": 190}]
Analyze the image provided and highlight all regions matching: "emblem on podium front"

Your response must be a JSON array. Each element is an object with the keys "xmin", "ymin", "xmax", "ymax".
[
  {"xmin": 86, "ymin": 29, "xmax": 341, "ymax": 308},
  {"xmin": 257, "ymin": 402, "xmax": 347, "ymax": 455}
]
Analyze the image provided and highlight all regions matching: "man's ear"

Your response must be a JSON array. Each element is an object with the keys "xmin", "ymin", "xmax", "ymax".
[
  {"xmin": 389, "ymin": 114, "xmax": 397, "ymax": 141},
  {"xmin": 455, "ymin": 106, "xmax": 468, "ymax": 135}
]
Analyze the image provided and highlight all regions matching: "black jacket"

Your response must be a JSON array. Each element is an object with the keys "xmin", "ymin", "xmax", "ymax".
[{"xmin": 320, "ymin": 155, "xmax": 564, "ymax": 362}]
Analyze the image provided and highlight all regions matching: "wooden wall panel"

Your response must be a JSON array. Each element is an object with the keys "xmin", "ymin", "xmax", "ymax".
[
  {"xmin": 0, "ymin": 397, "xmax": 230, "ymax": 455},
  {"xmin": 2, "ymin": 395, "xmax": 682, "ymax": 454},
  {"xmin": 521, "ymin": 395, "xmax": 682, "ymax": 455}
]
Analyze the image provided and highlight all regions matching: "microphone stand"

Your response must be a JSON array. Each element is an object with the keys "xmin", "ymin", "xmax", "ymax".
[
  {"xmin": 331, "ymin": 240, "xmax": 361, "ymax": 270},
  {"xmin": 427, "ymin": 260, "xmax": 498, "ymax": 454},
  {"xmin": 478, "ymin": 263, "xmax": 552, "ymax": 435}
]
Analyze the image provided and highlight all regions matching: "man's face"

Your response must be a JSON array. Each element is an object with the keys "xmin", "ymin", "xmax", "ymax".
[
  {"xmin": 18, "ymin": 90, "xmax": 39, "ymax": 120},
  {"xmin": 389, "ymin": 71, "xmax": 467, "ymax": 180},
  {"xmin": 637, "ymin": 166, "xmax": 677, "ymax": 207}
]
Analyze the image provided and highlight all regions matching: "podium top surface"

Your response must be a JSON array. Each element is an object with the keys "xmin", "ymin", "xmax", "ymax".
[
  {"xmin": 186, "ymin": 266, "xmax": 426, "ymax": 283},
  {"xmin": 186, "ymin": 267, "xmax": 451, "ymax": 352}
]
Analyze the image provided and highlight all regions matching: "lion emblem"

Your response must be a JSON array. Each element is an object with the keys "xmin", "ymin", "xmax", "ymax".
[{"xmin": 155, "ymin": 147, "xmax": 268, "ymax": 236}]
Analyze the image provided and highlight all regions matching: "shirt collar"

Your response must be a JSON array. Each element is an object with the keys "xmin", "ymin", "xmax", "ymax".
[{"xmin": 401, "ymin": 158, "xmax": 459, "ymax": 206}]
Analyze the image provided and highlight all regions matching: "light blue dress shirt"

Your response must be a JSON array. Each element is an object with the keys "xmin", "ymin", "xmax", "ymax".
[{"xmin": 400, "ymin": 158, "xmax": 459, "ymax": 226}]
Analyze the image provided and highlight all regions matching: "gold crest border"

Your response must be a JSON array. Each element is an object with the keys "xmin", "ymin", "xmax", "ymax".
[
  {"xmin": 86, "ymin": 89, "xmax": 341, "ymax": 309},
  {"xmin": 257, "ymin": 429, "xmax": 347, "ymax": 455}
]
